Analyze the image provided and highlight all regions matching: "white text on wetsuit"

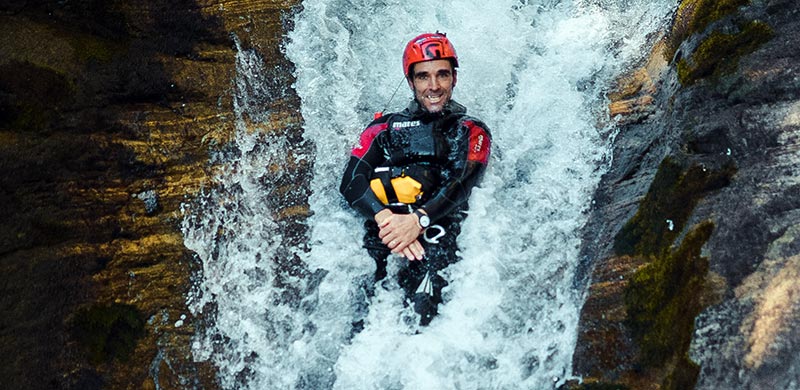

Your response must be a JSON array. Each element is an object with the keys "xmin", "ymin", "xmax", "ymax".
[{"xmin": 393, "ymin": 120, "xmax": 421, "ymax": 129}]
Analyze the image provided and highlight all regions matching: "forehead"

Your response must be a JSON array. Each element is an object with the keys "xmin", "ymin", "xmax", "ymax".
[{"xmin": 412, "ymin": 59, "xmax": 453, "ymax": 75}]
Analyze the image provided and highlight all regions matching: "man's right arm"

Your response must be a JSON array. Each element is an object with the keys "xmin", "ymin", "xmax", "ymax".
[
  {"xmin": 339, "ymin": 121, "xmax": 390, "ymax": 219},
  {"xmin": 341, "ymin": 118, "xmax": 427, "ymax": 261}
]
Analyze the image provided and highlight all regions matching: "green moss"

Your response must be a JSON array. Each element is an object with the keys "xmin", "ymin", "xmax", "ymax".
[
  {"xmin": 678, "ymin": 20, "xmax": 774, "ymax": 85},
  {"xmin": 665, "ymin": 0, "xmax": 749, "ymax": 60},
  {"xmin": 614, "ymin": 157, "xmax": 735, "ymax": 257},
  {"xmin": 624, "ymin": 222, "xmax": 713, "ymax": 389},
  {"xmin": 687, "ymin": 0, "xmax": 749, "ymax": 36},
  {"xmin": 676, "ymin": 58, "xmax": 693, "ymax": 86},
  {"xmin": 613, "ymin": 155, "xmax": 735, "ymax": 388},
  {"xmin": 68, "ymin": 303, "xmax": 145, "ymax": 364}
]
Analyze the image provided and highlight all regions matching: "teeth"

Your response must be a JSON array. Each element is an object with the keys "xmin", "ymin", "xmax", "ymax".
[{"xmin": 427, "ymin": 95, "xmax": 442, "ymax": 103}]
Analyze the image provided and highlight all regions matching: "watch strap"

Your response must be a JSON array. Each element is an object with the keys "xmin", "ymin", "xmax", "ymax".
[{"xmin": 413, "ymin": 210, "xmax": 429, "ymax": 228}]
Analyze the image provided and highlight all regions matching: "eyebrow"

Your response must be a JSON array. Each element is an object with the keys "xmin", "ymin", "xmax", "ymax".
[{"xmin": 415, "ymin": 69, "xmax": 452, "ymax": 78}]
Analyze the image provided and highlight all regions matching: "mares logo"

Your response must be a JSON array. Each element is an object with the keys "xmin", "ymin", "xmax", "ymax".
[
  {"xmin": 393, "ymin": 120, "xmax": 420, "ymax": 129},
  {"xmin": 421, "ymin": 42, "xmax": 443, "ymax": 60}
]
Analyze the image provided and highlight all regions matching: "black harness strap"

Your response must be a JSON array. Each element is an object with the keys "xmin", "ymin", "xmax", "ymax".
[{"xmin": 373, "ymin": 167, "xmax": 399, "ymax": 204}]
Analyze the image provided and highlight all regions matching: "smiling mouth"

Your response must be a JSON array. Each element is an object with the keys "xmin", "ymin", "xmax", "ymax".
[{"xmin": 425, "ymin": 95, "xmax": 443, "ymax": 104}]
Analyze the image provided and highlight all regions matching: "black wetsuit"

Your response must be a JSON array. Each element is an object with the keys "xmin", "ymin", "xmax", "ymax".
[{"xmin": 340, "ymin": 99, "xmax": 491, "ymax": 325}]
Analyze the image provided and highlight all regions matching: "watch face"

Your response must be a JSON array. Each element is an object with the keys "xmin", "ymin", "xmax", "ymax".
[{"xmin": 419, "ymin": 215, "xmax": 430, "ymax": 228}]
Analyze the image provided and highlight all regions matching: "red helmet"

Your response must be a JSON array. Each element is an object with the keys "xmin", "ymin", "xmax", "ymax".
[{"xmin": 402, "ymin": 32, "xmax": 459, "ymax": 77}]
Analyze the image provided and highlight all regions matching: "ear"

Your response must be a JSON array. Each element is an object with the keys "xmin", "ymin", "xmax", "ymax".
[
  {"xmin": 452, "ymin": 69, "xmax": 458, "ymax": 88},
  {"xmin": 407, "ymin": 76, "xmax": 415, "ymax": 91}
]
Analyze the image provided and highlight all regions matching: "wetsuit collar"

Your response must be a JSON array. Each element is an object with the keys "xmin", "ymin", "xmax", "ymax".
[{"xmin": 405, "ymin": 99, "xmax": 467, "ymax": 119}]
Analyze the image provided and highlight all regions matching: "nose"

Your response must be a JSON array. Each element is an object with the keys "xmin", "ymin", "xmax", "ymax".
[{"xmin": 427, "ymin": 76, "xmax": 440, "ymax": 91}]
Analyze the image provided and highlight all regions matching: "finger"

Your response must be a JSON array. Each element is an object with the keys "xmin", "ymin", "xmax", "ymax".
[
  {"xmin": 387, "ymin": 227, "xmax": 412, "ymax": 243},
  {"xmin": 378, "ymin": 221, "xmax": 396, "ymax": 239},
  {"xmin": 406, "ymin": 241, "xmax": 423, "ymax": 261},
  {"xmin": 386, "ymin": 236, "xmax": 404, "ymax": 250},
  {"xmin": 396, "ymin": 240, "xmax": 421, "ymax": 259},
  {"xmin": 401, "ymin": 246, "xmax": 416, "ymax": 260},
  {"xmin": 409, "ymin": 241, "xmax": 425, "ymax": 260},
  {"xmin": 383, "ymin": 229, "xmax": 405, "ymax": 244},
  {"xmin": 392, "ymin": 236, "xmax": 415, "ymax": 254},
  {"xmin": 378, "ymin": 215, "xmax": 393, "ymax": 228},
  {"xmin": 383, "ymin": 233, "xmax": 398, "ymax": 246}
]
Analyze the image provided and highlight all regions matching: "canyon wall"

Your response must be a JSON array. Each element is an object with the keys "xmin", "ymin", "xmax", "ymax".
[
  {"xmin": 572, "ymin": 0, "xmax": 800, "ymax": 389},
  {"xmin": 0, "ymin": 1, "xmax": 301, "ymax": 389}
]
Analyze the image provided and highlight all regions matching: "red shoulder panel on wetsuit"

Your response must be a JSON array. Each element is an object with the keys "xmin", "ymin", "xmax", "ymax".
[
  {"xmin": 465, "ymin": 120, "xmax": 490, "ymax": 165},
  {"xmin": 351, "ymin": 122, "xmax": 389, "ymax": 159}
]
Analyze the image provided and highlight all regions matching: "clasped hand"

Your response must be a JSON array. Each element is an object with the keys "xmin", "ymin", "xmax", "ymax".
[{"xmin": 374, "ymin": 209, "xmax": 425, "ymax": 261}]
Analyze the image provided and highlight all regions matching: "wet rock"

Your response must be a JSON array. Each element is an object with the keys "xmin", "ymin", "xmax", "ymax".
[
  {"xmin": 607, "ymin": 40, "xmax": 668, "ymax": 125},
  {"xmin": 575, "ymin": 0, "xmax": 800, "ymax": 389}
]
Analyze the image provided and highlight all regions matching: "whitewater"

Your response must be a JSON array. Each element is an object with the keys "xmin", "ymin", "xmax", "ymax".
[{"xmin": 182, "ymin": 0, "xmax": 675, "ymax": 389}]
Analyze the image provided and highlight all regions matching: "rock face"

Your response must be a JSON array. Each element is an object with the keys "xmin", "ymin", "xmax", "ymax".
[
  {"xmin": 573, "ymin": 0, "xmax": 800, "ymax": 389},
  {"xmin": 0, "ymin": 1, "xmax": 301, "ymax": 389}
]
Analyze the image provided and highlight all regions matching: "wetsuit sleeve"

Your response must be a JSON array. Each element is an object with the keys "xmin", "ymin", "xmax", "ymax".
[
  {"xmin": 420, "ymin": 119, "xmax": 491, "ymax": 222},
  {"xmin": 339, "ymin": 120, "xmax": 390, "ymax": 218}
]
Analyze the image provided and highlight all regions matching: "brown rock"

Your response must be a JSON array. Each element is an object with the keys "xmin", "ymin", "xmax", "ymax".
[{"xmin": 606, "ymin": 39, "xmax": 669, "ymax": 124}]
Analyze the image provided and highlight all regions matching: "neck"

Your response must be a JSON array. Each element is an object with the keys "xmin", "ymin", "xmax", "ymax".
[{"xmin": 408, "ymin": 99, "xmax": 466, "ymax": 116}]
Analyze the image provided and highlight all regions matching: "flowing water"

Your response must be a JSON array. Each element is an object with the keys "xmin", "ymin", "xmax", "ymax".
[{"xmin": 182, "ymin": 1, "xmax": 675, "ymax": 388}]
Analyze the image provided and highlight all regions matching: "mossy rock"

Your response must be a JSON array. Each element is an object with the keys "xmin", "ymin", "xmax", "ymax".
[
  {"xmin": 612, "ymin": 155, "xmax": 735, "ymax": 388},
  {"xmin": 624, "ymin": 221, "xmax": 713, "ymax": 389},
  {"xmin": 665, "ymin": 0, "xmax": 749, "ymax": 60},
  {"xmin": 685, "ymin": 0, "xmax": 749, "ymax": 37},
  {"xmin": 678, "ymin": 20, "xmax": 774, "ymax": 85},
  {"xmin": 625, "ymin": 222, "xmax": 713, "ymax": 363},
  {"xmin": 68, "ymin": 303, "xmax": 145, "ymax": 364},
  {"xmin": 614, "ymin": 157, "xmax": 735, "ymax": 257}
]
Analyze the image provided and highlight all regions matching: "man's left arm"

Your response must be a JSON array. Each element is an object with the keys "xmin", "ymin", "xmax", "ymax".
[{"xmin": 417, "ymin": 119, "xmax": 491, "ymax": 222}]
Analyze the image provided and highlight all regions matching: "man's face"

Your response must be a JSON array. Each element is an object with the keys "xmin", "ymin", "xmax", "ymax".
[{"xmin": 408, "ymin": 59, "xmax": 457, "ymax": 113}]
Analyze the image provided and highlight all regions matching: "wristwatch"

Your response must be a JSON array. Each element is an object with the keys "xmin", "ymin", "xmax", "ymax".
[{"xmin": 414, "ymin": 210, "xmax": 430, "ymax": 229}]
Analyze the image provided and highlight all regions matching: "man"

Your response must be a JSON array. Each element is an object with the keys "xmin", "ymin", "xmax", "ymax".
[{"xmin": 340, "ymin": 32, "xmax": 491, "ymax": 326}]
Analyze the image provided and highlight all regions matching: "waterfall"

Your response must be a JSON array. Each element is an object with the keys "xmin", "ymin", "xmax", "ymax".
[{"xmin": 183, "ymin": 1, "xmax": 675, "ymax": 389}]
